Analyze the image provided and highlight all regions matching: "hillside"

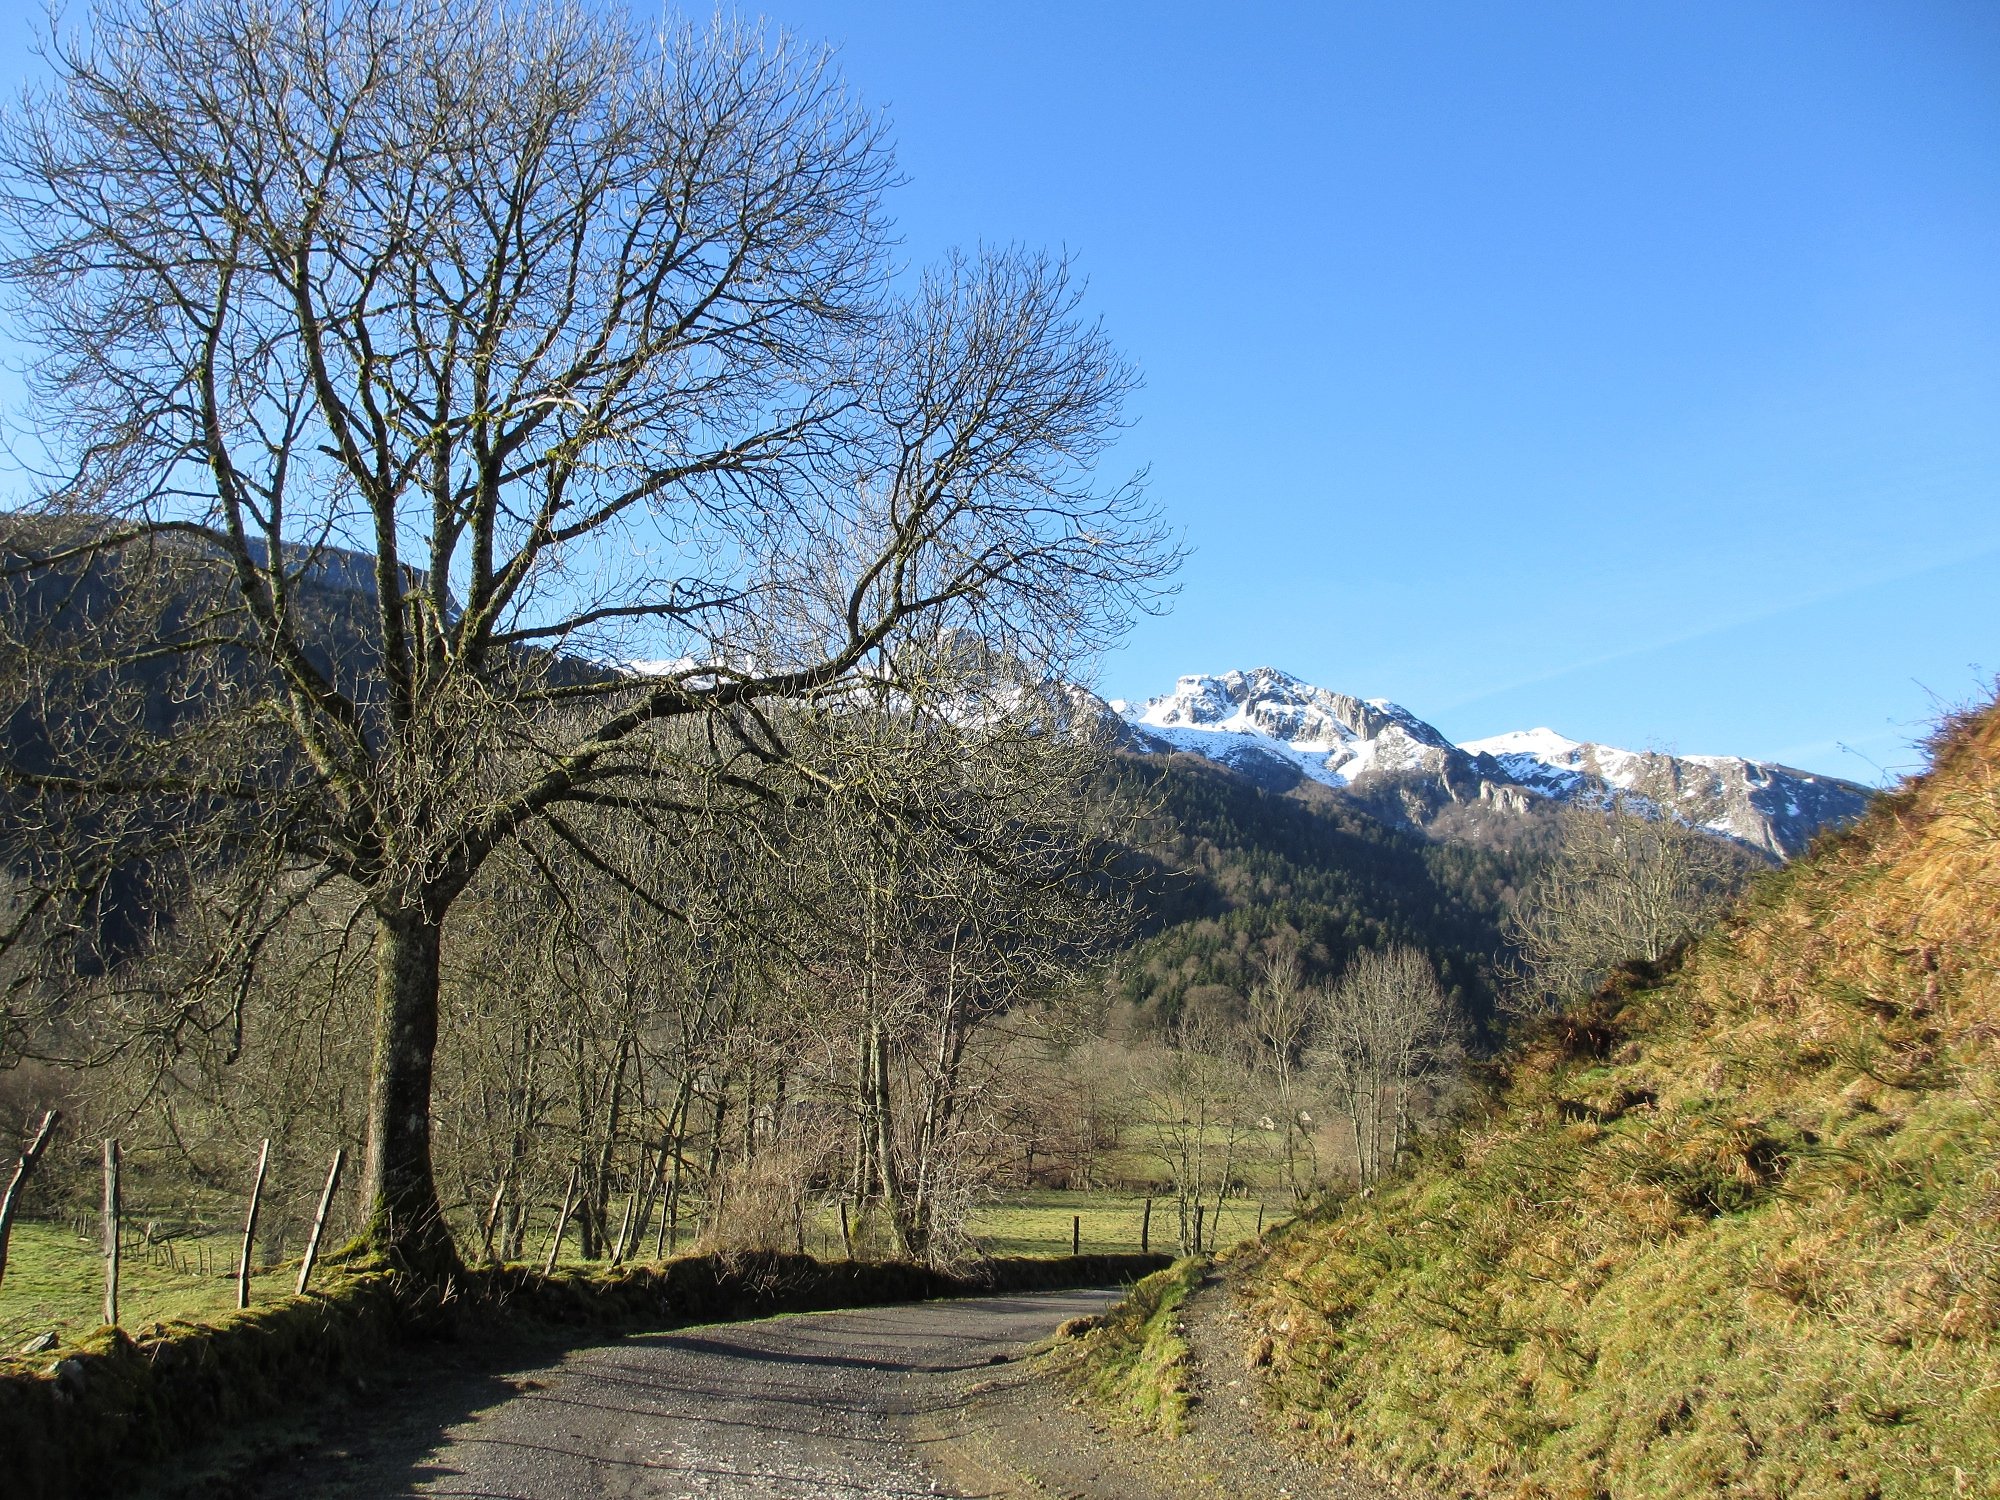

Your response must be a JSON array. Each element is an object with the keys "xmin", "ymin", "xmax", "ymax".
[
  {"xmin": 1101, "ymin": 750, "xmax": 1526, "ymax": 1028},
  {"xmin": 1240, "ymin": 694, "xmax": 2000, "ymax": 1497},
  {"xmin": 0, "ymin": 531, "xmax": 1531, "ymax": 1038}
]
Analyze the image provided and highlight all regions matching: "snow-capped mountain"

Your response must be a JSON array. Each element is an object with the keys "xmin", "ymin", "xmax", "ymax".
[
  {"xmin": 1457, "ymin": 725, "xmax": 1872, "ymax": 859},
  {"xmin": 1111, "ymin": 668, "xmax": 1871, "ymax": 859},
  {"xmin": 1111, "ymin": 667, "xmax": 1506, "ymax": 810}
]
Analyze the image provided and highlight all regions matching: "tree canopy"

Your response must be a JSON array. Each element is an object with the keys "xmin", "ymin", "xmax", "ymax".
[{"xmin": 0, "ymin": 0, "xmax": 1173, "ymax": 1268}]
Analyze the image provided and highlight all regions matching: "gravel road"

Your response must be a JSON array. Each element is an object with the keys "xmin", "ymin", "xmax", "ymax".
[{"xmin": 240, "ymin": 1287, "xmax": 1126, "ymax": 1499}]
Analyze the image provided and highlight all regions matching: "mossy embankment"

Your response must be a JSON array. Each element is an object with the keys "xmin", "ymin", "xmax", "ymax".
[
  {"xmin": 0, "ymin": 1248, "xmax": 1168, "ymax": 1500},
  {"xmin": 1231, "ymin": 699, "xmax": 2000, "ymax": 1498},
  {"xmin": 1050, "ymin": 1253, "xmax": 1208, "ymax": 1435}
]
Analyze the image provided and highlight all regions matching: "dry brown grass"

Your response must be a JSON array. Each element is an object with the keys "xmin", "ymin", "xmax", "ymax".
[{"xmin": 1239, "ymin": 697, "xmax": 2000, "ymax": 1498}]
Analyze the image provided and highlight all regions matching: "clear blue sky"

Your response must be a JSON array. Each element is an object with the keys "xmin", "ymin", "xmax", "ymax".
[
  {"xmin": 3, "ymin": 3, "xmax": 1995, "ymax": 782},
  {"xmin": 764, "ymin": 0, "xmax": 2000, "ymax": 783}
]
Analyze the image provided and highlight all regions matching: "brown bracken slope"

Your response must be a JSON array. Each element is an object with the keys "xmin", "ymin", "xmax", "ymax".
[{"xmin": 1243, "ymin": 696, "xmax": 2000, "ymax": 1498}]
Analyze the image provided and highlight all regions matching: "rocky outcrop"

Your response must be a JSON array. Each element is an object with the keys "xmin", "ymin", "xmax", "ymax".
[
  {"xmin": 1108, "ymin": 668, "xmax": 1871, "ymax": 859},
  {"xmin": 1461, "ymin": 727, "xmax": 1873, "ymax": 858}
]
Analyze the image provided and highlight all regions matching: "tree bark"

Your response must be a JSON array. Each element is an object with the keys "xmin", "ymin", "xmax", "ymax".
[
  {"xmin": 0, "ymin": 1110, "xmax": 59, "ymax": 1290},
  {"xmin": 870, "ymin": 1021, "xmax": 913, "ymax": 1257},
  {"xmin": 359, "ymin": 909, "xmax": 457, "ymax": 1273},
  {"xmin": 703, "ymin": 1089, "xmax": 729, "ymax": 1236}
]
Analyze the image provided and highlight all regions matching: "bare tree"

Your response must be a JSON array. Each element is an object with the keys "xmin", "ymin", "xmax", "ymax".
[
  {"xmin": 1507, "ymin": 798, "xmax": 1744, "ymax": 1018},
  {"xmin": 787, "ymin": 667, "xmax": 1132, "ymax": 1263},
  {"xmin": 1313, "ymin": 945, "xmax": 1457, "ymax": 1186},
  {"xmin": 0, "ymin": 0, "xmax": 1171, "ymax": 1270},
  {"xmin": 1247, "ymin": 947, "xmax": 1318, "ymax": 1203},
  {"xmin": 1136, "ymin": 1007, "xmax": 1251, "ymax": 1253}
]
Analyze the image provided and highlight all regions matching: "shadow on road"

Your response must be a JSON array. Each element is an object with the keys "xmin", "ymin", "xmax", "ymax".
[{"xmin": 142, "ymin": 1289, "xmax": 1127, "ymax": 1499}]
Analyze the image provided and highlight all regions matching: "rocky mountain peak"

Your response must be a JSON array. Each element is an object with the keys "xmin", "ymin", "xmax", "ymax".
[{"xmin": 1111, "ymin": 668, "xmax": 1871, "ymax": 859}]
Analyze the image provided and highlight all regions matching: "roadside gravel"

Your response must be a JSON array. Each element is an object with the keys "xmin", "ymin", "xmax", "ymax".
[
  {"xmin": 225, "ymin": 1288, "xmax": 1126, "ymax": 1499},
  {"xmin": 187, "ymin": 1275, "xmax": 1426, "ymax": 1499}
]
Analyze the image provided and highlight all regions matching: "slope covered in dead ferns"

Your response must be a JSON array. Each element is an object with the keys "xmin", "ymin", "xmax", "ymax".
[{"xmin": 1246, "ymin": 696, "xmax": 2000, "ymax": 1498}]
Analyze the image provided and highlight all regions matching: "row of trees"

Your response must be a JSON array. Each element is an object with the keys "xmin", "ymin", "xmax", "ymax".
[
  {"xmin": 0, "ymin": 0, "xmax": 1174, "ymax": 1273},
  {"xmin": 0, "ymin": 738, "xmax": 1750, "ymax": 1273},
  {"xmin": 1125, "ymin": 941, "xmax": 1460, "ymax": 1252},
  {"xmin": 6, "ymin": 677, "xmax": 1132, "ymax": 1269}
]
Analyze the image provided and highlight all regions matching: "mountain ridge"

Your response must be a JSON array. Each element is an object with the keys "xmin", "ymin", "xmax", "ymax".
[{"xmin": 1105, "ymin": 666, "xmax": 1871, "ymax": 859}]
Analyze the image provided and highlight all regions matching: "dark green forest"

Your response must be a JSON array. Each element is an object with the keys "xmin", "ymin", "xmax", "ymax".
[{"xmin": 1101, "ymin": 753, "xmax": 1535, "ymax": 1030}]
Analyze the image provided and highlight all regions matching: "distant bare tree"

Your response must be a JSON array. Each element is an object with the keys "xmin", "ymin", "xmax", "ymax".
[
  {"xmin": 1136, "ymin": 1008, "xmax": 1251, "ymax": 1253},
  {"xmin": 1313, "ymin": 945, "xmax": 1457, "ymax": 1185},
  {"xmin": 0, "ymin": 0, "xmax": 1171, "ymax": 1270},
  {"xmin": 1247, "ymin": 948, "xmax": 1318, "ymax": 1203},
  {"xmin": 796, "ymin": 667, "xmax": 1132, "ymax": 1264},
  {"xmin": 1507, "ymin": 798, "xmax": 1744, "ymax": 1018}
]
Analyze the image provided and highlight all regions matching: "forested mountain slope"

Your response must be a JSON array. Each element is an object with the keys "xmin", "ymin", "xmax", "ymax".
[
  {"xmin": 1241, "ymin": 694, "xmax": 2000, "ymax": 1497},
  {"xmin": 1101, "ymin": 751, "xmax": 1527, "ymax": 1028}
]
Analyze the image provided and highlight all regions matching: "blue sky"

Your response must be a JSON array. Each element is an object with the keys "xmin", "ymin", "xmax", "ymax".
[
  {"xmin": 2, "ymin": 3, "xmax": 1994, "ymax": 782},
  {"xmin": 761, "ymin": 0, "xmax": 2000, "ymax": 783}
]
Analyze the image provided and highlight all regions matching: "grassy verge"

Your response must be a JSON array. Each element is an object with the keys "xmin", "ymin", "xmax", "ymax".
[
  {"xmin": 0, "ymin": 1247, "xmax": 1169, "ymax": 1500},
  {"xmin": 1048, "ymin": 1253, "xmax": 1208, "ymax": 1436},
  {"xmin": 1240, "ymin": 701, "xmax": 2000, "ymax": 1499}
]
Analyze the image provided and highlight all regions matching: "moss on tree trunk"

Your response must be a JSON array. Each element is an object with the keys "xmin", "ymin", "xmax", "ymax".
[{"xmin": 356, "ymin": 909, "xmax": 458, "ymax": 1276}]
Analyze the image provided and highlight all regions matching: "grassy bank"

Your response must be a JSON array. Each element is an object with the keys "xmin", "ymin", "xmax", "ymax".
[
  {"xmin": 0, "ymin": 1247, "xmax": 1169, "ymax": 1500},
  {"xmin": 1049, "ymin": 1254, "xmax": 1209, "ymax": 1435},
  {"xmin": 1237, "ymin": 700, "xmax": 2000, "ymax": 1498},
  {"xmin": 0, "ymin": 1220, "xmax": 296, "ymax": 1350}
]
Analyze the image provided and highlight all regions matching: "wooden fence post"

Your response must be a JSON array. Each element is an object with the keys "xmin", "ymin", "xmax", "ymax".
[
  {"xmin": 1071, "ymin": 1213, "xmax": 1081, "ymax": 1257},
  {"xmin": 102, "ymin": 1139, "xmax": 121, "ymax": 1327},
  {"xmin": 543, "ymin": 1165, "xmax": 579, "ymax": 1276},
  {"xmin": 838, "ymin": 1199, "xmax": 854, "ymax": 1259},
  {"xmin": 296, "ymin": 1149, "xmax": 345, "ymax": 1295},
  {"xmin": 1257, "ymin": 1201, "xmax": 1266, "ymax": 1236},
  {"xmin": 236, "ymin": 1139, "xmax": 271, "ymax": 1309},
  {"xmin": 664, "ymin": 1160, "xmax": 680, "ymax": 1272},
  {"xmin": 1141, "ymin": 1196, "xmax": 1151, "ymax": 1254},
  {"xmin": 612, "ymin": 1150, "xmax": 645, "ymax": 1264},
  {"xmin": 629, "ymin": 1152, "xmax": 656, "ymax": 1261},
  {"xmin": 611, "ymin": 1186, "xmax": 635, "ymax": 1265},
  {"xmin": 0, "ymin": 1109, "xmax": 59, "ymax": 1290},
  {"xmin": 478, "ymin": 1171, "xmax": 509, "ymax": 1263}
]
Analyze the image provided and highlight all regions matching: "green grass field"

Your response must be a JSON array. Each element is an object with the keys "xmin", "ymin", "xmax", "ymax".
[
  {"xmin": 1, "ymin": 1188, "xmax": 1285, "ymax": 1350},
  {"xmin": 964, "ymin": 1190, "xmax": 1277, "ymax": 1257},
  {"xmin": 0, "ymin": 1220, "xmax": 295, "ymax": 1350},
  {"xmin": 789, "ymin": 1189, "xmax": 1282, "ymax": 1260}
]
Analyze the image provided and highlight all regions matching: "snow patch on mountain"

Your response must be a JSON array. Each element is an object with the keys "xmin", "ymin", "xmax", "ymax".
[
  {"xmin": 1117, "ymin": 667, "xmax": 1474, "ymax": 793},
  {"xmin": 1117, "ymin": 668, "xmax": 1871, "ymax": 858}
]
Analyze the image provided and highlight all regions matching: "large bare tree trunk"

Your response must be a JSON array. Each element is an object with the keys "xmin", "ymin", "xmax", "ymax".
[{"xmin": 360, "ymin": 911, "xmax": 455, "ymax": 1273}]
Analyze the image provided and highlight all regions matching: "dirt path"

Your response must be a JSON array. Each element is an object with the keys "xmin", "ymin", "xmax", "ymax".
[
  {"xmin": 926, "ymin": 1269, "xmax": 1414, "ymax": 1500},
  {"xmin": 177, "ymin": 1278, "xmax": 1417, "ymax": 1499},
  {"xmin": 215, "ymin": 1289, "xmax": 1125, "ymax": 1499},
  {"xmin": 1175, "ymin": 1268, "xmax": 1411, "ymax": 1499}
]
